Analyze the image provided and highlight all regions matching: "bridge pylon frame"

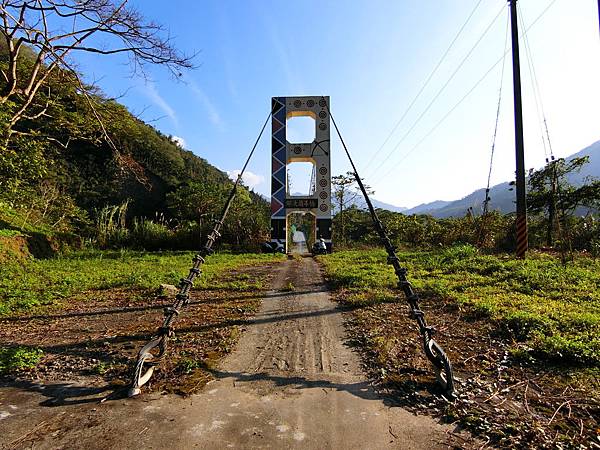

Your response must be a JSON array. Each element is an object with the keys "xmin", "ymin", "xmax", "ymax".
[{"xmin": 270, "ymin": 96, "xmax": 332, "ymax": 253}]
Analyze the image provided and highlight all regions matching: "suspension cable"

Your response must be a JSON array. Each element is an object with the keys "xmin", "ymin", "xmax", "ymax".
[
  {"xmin": 128, "ymin": 107, "xmax": 273, "ymax": 397},
  {"xmin": 366, "ymin": 4, "xmax": 506, "ymax": 180},
  {"xmin": 324, "ymin": 97, "xmax": 455, "ymax": 397},
  {"xmin": 363, "ymin": 0, "xmax": 485, "ymax": 173}
]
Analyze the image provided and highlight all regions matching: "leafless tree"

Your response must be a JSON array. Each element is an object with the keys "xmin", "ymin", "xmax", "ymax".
[{"xmin": 0, "ymin": 0, "xmax": 195, "ymax": 144}]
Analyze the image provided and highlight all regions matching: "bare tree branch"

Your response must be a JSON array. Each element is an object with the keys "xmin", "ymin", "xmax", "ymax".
[{"xmin": 0, "ymin": 0, "xmax": 196, "ymax": 141}]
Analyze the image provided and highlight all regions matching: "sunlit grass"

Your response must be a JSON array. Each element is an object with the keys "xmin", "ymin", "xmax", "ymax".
[
  {"xmin": 0, "ymin": 250, "xmax": 283, "ymax": 316},
  {"xmin": 318, "ymin": 246, "xmax": 600, "ymax": 366}
]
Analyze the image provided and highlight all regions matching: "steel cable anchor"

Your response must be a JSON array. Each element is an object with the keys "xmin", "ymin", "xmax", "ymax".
[
  {"xmin": 323, "ymin": 97, "xmax": 455, "ymax": 397},
  {"xmin": 127, "ymin": 107, "xmax": 275, "ymax": 397}
]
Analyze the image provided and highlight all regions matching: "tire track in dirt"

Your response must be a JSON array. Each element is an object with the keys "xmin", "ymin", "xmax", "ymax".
[{"xmin": 161, "ymin": 257, "xmax": 473, "ymax": 449}]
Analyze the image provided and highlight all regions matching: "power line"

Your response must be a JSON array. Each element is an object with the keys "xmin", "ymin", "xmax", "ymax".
[
  {"xmin": 376, "ymin": 46, "xmax": 509, "ymax": 182},
  {"xmin": 517, "ymin": 1, "xmax": 554, "ymax": 162},
  {"xmin": 366, "ymin": 4, "xmax": 506, "ymax": 180},
  {"xmin": 363, "ymin": 0, "xmax": 485, "ymax": 173},
  {"xmin": 370, "ymin": 0, "xmax": 558, "ymax": 184},
  {"xmin": 484, "ymin": 8, "xmax": 510, "ymax": 212}
]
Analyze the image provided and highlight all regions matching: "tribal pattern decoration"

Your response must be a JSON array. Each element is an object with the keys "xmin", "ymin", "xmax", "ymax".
[{"xmin": 270, "ymin": 96, "xmax": 332, "ymax": 252}]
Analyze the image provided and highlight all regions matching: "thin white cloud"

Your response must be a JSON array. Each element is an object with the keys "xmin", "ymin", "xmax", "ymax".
[
  {"xmin": 260, "ymin": 8, "xmax": 304, "ymax": 94},
  {"xmin": 142, "ymin": 82, "xmax": 179, "ymax": 128},
  {"xmin": 228, "ymin": 170, "xmax": 264, "ymax": 189},
  {"xmin": 187, "ymin": 79, "xmax": 225, "ymax": 132},
  {"xmin": 216, "ymin": 7, "xmax": 240, "ymax": 103},
  {"xmin": 172, "ymin": 136, "xmax": 186, "ymax": 148}
]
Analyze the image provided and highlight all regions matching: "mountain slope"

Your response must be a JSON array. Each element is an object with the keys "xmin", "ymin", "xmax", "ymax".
[
  {"xmin": 355, "ymin": 197, "xmax": 407, "ymax": 213},
  {"xmin": 403, "ymin": 140, "xmax": 600, "ymax": 218},
  {"xmin": 404, "ymin": 200, "xmax": 452, "ymax": 215}
]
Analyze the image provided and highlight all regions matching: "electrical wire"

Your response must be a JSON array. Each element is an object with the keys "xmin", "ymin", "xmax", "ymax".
[
  {"xmin": 363, "ymin": 0, "xmax": 485, "ymax": 173},
  {"xmin": 371, "ymin": 0, "xmax": 558, "ymax": 183},
  {"xmin": 483, "ymin": 7, "xmax": 510, "ymax": 215},
  {"xmin": 376, "ymin": 48, "xmax": 508, "ymax": 182},
  {"xmin": 366, "ymin": 4, "xmax": 506, "ymax": 180},
  {"xmin": 518, "ymin": 2, "xmax": 555, "ymax": 162}
]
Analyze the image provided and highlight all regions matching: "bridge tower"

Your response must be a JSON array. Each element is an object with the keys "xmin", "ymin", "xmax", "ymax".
[{"xmin": 270, "ymin": 96, "xmax": 332, "ymax": 253}]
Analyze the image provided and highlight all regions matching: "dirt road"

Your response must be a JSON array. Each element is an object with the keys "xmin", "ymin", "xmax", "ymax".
[{"xmin": 1, "ymin": 257, "xmax": 469, "ymax": 449}]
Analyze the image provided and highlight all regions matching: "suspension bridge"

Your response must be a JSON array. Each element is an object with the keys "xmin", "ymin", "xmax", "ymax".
[
  {"xmin": 128, "ymin": 0, "xmax": 564, "ymax": 399},
  {"xmin": 2, "ymin": 0, "xmax": 595, "ymax": 448}
]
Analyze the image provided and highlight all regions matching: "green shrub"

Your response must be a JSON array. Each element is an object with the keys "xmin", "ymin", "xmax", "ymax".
[{"xmin": 0, "ymin": 347, "xmax": 43, "ymax": 374}]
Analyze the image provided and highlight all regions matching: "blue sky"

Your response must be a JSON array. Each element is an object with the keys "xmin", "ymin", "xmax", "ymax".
[{"xmin": 75, "ymin": 1, "xmax": 600, "ymax": 208}]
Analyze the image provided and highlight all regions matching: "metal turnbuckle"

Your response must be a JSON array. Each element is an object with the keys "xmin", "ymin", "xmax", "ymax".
[
  {"xmin": 424, "ymin": 337, "xmax": 454, "ymax": 397},
  {"xmin": 128, "ymin": 336, "xmax": 166, "ymax": 397}
]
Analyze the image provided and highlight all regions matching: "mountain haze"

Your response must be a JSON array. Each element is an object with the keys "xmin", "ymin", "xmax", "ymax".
[{"xmin": 401, "ymin": 140, "xmax": 600, "ymax": 218}]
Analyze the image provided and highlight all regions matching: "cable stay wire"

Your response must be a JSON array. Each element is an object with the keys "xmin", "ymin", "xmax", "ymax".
[
  {"xmin": 323, "ymin": 97, "xmax": 455, "ymax": 397},
  {"xmin": 362, "ymin": 0, "xmax": 485, "ymax": 173},
  {"xmin": 366, "ymin": 4, "xmax": 506, "ymax": 180},
  {"xmin": 517, "ymin": 1, "xmax": 555, "ymax": 163},
  {"xmin": 128, "ymin": 107, "xmax": 273, "ymax": 396},
  {"xmin": 483, "ymin": 7, "xmax": 510, "ymax": 216},
  {"xmin": 371, "ymin": 0, "xmax": 558, "ymax": 185}
]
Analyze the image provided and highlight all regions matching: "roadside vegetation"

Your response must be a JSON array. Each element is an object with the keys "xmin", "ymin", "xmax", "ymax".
[
  {"xmin": 0, "ymin": 250, "xmax": 282, "ymax": 391},
  {"xmin": 0, "ymin": 250, "xmax": 282, "ymax": 316},
  {"xmin": 321, "ymin": 246, "xmax": 600, "ymax": 365},
  {"xmin": 318, "ymin": 247, "xmax": 600, "ymax": 447}
]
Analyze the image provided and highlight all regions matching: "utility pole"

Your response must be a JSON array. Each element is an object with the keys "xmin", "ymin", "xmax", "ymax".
[{"xmin": 509, "ymin": 0, "xmax": 528, "ymax": 258}]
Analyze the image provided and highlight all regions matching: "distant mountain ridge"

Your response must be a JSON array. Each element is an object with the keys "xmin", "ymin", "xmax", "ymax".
[
  {"xmin": 289, "ymin": 192, "xmax": 408, "ymax": 213},
  {"xmin": 276, "ymin": 140, "xmax": 599, "ymax": 217},
  {"xmin": 402, "ymin": 140, "xmax": 600, "ymax": 218},
  {"xmin": 354, "ymin": 197, "xmax": 407, "ymax": 213}
]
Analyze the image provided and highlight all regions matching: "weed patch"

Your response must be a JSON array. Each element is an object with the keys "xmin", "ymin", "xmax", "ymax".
[
  {"xmin": 319, "ymin": 248, "xmax": 600, "ymax": 366},
  {"xmin": 319, "ymin": 247, "xmax": 600, "ymax": 447},
  {"xmin": 0, "ymin": 347, "xmax": 43, "ymax": 374},
  {"xmin": 0, "ymin": 250, "xmax": 283, "ymax": 316}
]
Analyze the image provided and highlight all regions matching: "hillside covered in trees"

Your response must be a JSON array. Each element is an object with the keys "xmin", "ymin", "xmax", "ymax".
[{"xmin": 0, "ymin": 41, "xmax": 269, "ymax": 253}]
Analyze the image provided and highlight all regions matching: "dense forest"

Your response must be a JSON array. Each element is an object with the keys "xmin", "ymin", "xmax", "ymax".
[{"xmin": 0, "ymin": 39, "xmax": 270, "ymax": 255}]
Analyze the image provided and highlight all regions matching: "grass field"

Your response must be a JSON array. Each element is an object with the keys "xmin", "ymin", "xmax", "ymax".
[
  {"xmin": 319, "ymin": 245, "xmax": 600, "ymax": 366},
  {"xmin": 0, "ymin": 250, "xmax": 282, "ymax": 316},
  {"xmin": 318, "ymin": 246, "xmax": 600, "ymax": 447},
  {"xmin": 0, "ymin": 250, "xmax": 282, "ymax": 381}
]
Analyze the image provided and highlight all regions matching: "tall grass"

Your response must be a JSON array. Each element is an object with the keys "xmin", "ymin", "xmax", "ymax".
[
  {"xmin": 94, "ymin": 203, "xmax": 208, "ymax": 251},
  {"xmin": 95, "ymin": 200, "xmax": 129, "ymax": 248}
]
